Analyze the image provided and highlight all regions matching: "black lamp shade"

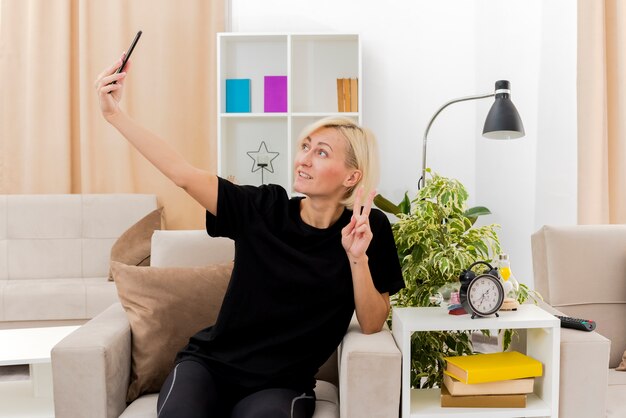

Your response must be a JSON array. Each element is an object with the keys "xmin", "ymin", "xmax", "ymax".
[{"xmin": 482, "ymin": 80, "xmax": 525, "ymax": 139}]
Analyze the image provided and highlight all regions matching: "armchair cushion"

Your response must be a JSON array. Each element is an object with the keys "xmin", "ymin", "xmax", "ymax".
[
  {"xmin": 108, "ymin": 208, "xmax": 164, "ymax": 280},
  {"xmin": 110, "ymin": 261, "xmax": 232, "ymax": 402}
]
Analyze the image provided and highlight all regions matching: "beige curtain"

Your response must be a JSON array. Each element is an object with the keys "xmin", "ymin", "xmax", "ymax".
[
  {"xmin": 0, "ymin": 0, "xmax": 224, "ymax": 229},
  {"xmin": 578, "ymin": 0, "xmax": 626, "ymax": 224}
]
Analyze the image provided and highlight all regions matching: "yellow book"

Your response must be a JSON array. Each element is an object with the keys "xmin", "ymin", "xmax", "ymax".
[
  {"xmin": 443, "ymin": 373, "xmax": 534, "ymax": 396},
  {"xmin": 443, "ymin": 351, "xmax": 542, "ymax": 384}
]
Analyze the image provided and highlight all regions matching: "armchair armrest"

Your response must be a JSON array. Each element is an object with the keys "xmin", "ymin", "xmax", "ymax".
[
  {"xmin": 52, "ymin": 303, "xmax": 131, "ymax": 418},
  {"xmin": 339, "ymin": 315, "xmax": 401, "ymax": 418},
  {"xmin": 537, "ymin": 300, "xmax": 610, "ymax": 418}
]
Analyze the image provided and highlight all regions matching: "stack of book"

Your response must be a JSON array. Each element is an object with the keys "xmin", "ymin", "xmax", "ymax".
[
  {"xmin": 336, "ymin": 78, "xmax": 358, "ymax": 112},
  {"xmin": 441, "ymin": 351, "xmax": 542, "ymax": 408}
]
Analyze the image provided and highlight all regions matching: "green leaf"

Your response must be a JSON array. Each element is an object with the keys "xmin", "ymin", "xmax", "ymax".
[
  {"xmin": 503, "ymin": 329, "xmax": 513, "ymax": 351},
  {"xmin": 374, "ymin": 194, "xmax": 401, "ymax": 215},
  {"xmin": 398, "ymin": 192, "xmax": 412, "ymax": 215},
  {"xmin": 464, "ymin": 206, "xmax": 491, "ymax": 217},
  {"xmin": 464, "ymin": 206, "xmax": 491, "ymax": 225}
]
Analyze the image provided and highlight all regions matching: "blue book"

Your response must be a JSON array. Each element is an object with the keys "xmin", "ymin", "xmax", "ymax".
[{"xmin": 226, "ymin": 79, "xmax": 251, "ymax": 113}]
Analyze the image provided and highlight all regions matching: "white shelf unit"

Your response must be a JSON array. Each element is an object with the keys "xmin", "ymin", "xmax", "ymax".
[
  {"xmin": 392, "ymin": 305, "xmax": 560, "ymax": 418},
  {"xmin": 217, "ymin": 33, "xmax": 361, "ymax": 190}
]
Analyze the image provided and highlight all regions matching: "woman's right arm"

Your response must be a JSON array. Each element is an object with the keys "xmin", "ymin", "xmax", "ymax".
[{"xmin": 94, "ymin": 57, "xmax": 218, "ymax": 215}]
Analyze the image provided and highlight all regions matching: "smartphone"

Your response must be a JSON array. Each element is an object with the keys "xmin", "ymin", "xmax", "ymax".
[{"xmin": 108, "ymin": 30, "xmax": 142, "ymax": 86}]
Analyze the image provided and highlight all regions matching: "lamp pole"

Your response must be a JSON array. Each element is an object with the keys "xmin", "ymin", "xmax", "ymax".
[
  {"xmin": 419, "ymin": 93, "xmax": 494, "ymax": 189},
  {"xmin": 418, "ymin": 80, "xmax": 524, "ymax": 190}
]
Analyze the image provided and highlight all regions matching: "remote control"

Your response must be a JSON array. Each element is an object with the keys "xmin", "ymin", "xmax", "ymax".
[{"xmin": 555, "ymin": 315, "xmax": 596, "ymax": 332}]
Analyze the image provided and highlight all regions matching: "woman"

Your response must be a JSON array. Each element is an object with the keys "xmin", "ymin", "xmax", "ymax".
[{"xmin": 95, "ymin": 55, "xmax": 404, "ymax": 418}]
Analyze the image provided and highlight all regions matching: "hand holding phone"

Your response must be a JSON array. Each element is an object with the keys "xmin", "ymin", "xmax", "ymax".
[{"xmin": 108, "ymin": 30, "xmax": 142, "ymax": 87}]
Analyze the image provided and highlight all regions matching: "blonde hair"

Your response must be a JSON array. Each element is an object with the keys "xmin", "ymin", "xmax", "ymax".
[{"xmin": 296, "ymin": 116, "xmax": 380, "ymax": 209}]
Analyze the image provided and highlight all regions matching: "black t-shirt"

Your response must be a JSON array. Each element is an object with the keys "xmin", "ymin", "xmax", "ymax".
[{"xmin": 176, "ymin": 177, "xmax": 404, "ymax": 391}]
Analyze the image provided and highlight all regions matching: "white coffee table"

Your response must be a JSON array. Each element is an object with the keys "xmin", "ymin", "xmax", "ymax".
[{"xmin": 0, "ymin": 326, "xmax": 80, "ymax": 418}]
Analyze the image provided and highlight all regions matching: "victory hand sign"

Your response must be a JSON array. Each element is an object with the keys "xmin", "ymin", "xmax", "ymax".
[
  {"xmin": 342, "ymin": 187, "xmax": 389, "ymax": 334},
  {"xmin": 342, "ymin": 187, "xmax": 376, "ymax": 263}
]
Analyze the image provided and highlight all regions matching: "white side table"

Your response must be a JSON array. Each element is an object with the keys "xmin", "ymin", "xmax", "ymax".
[
  {"xmin": 0, "ymin": 326, "xmax": 80, "ymax": 418},
  {"xmin": 392, "ymin": 304, "xmax": 560, "ymax": 418}
]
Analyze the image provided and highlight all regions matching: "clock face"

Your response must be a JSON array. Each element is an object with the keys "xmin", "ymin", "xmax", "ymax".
[{"xmin": 467, "ymin": 275, "xmax": 504, "ymax": 316}]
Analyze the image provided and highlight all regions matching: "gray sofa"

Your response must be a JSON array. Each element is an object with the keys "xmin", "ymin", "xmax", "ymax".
[
  {"xmin": 0, "ymin": 194, "xmax": 157, "ymax": 328},
  {"xmin": 532, "ymin": 225, "xmax": 626, "ymax": 418},
  {"xmin": 52, "ymin": 230, "xmax": 403, "ymax": 418}
]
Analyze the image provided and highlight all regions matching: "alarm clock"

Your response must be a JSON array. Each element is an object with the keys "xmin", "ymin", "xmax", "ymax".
[{"xmin": 459, "ymin": 261, "xmax": 505, "ymax": 318}]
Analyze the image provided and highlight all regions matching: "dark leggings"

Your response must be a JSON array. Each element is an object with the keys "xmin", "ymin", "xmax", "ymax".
[{"xmin": 156, "ymin": 361, "xmax": 316, "ymax": 418}]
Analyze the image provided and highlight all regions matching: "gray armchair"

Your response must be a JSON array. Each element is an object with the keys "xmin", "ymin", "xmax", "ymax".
[
  {"xmin": 51, "ymin": 231, "xmax": 402, "ymax": 418},
  {"xmin": 532, "ymin": 225, "xmax": 626, "ymax": 418}
]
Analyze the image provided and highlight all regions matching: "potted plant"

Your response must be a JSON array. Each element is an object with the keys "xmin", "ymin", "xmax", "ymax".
[{"xmin": 375, "ymin": 171, "xmax": 540, "ymax": 388}]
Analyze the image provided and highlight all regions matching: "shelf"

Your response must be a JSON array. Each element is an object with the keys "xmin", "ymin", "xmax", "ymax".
[
  {"xmin": 219, "ymin": 112, "xmax": 360, "ymax": 119},
  {"xmin": 291, "ymin": 36, "xmax": 360, "ymax": 113},
  {"xmin": 392, "ymin": 305, "xmax": 560, "ymax": 418},
  {"xmin": 393, "ymin": 305, "xmax": 559, "ymax": 332},
  {"xmin": 409, "ymin": 388, "xmax": 551, "ymax": 417},
  {"xmin": 219, "ymin": 118, "xmax": 288, "ymax": 190},
  {"xmin": 292, "ymin": 112, "xmax": 359, "ymax": 118},
  {"xmin": 217, "ymin": 33, "xmax": 361, "ymax": 190},
  {"xmin": 218, "ymin": 36, "xmax": 287, "ymax": 115},
  {"xmin": 220, "ymin": 113, "xmax": 288, "ymax": 118},
  {"xmin": 0, "ymin": 380, "xmax": 54, "ymax": 417},
  {"xmin": 219, "ymin": 34, "xmax": 287, "ymax": 43},
  {"xmin": 291, "ymin": 34, "xmax": 359, "ymax": 42}
]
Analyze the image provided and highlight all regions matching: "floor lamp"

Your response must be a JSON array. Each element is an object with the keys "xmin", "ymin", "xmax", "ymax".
[{"xmin": 418, "ymin": 80, "xmax": 525, "ymax": 189}]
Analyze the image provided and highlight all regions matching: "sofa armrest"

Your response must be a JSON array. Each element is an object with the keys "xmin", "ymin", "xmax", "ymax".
[
  {"xmin": 537, "ymin": 300, "xmax": 610, "ymax": 418},
  {"xmin": 339, "ymin": 315, "xmax": 401, "ymax": 418},
  {"xmin": 52, "ymin": 303, "xmax": 131, "ymax": 418}
]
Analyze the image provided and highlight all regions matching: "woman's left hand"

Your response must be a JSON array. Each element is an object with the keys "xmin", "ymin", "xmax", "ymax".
[{"xmin": 342, "ymin": 187, "xmax": 376, "ymax": 262}]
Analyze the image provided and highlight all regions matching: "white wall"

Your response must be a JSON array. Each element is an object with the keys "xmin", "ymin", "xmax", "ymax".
[{"xmin": 230, "ymin": 0, "xmax": 578, "ymax": 288}]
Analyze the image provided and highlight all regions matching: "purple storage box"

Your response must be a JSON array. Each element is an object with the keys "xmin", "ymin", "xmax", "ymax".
[{"xmin": 264, "ymin": 76, "xmax": 287, "ymax": 112}]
